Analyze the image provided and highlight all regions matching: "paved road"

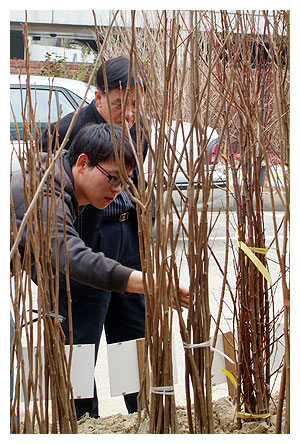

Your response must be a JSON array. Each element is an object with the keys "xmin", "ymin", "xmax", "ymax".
[{"xmin": 172, "ymin": 187, "xmax": 286, "ymax": 212}]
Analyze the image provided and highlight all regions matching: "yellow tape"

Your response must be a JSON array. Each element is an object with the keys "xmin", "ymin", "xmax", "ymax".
[
  {"xmin": 236, "ymin": 231, "xmax": 272, "ymax": 285},
  {"xmin": 236, "ymin": 411, "xmax": 271, "ymax": 420},
  {"xmin": 221, "ymin": 368, "xmax": 237, "ymax": 388},
  {"xmin": 248, "ymin": 246, "xmax": 269, "ymax": 255}
]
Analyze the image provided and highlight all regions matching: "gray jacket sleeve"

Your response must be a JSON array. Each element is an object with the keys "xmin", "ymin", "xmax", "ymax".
[
  {"xmin": 53, "ymin": 204, "xmax": 134, "ymax": 293},
  {"xmin": 11, "ymin": 171, "xmax": 134, "ymax": 294}
]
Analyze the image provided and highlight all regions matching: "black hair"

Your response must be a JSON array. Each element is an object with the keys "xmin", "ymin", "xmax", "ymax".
[
  {"xmin": 96, "ymin": 55, "xmax": 145, "ymax": 92},
  {"xmin": 66, "ymin": 123, "xmax": 136, "ymax": 171}
]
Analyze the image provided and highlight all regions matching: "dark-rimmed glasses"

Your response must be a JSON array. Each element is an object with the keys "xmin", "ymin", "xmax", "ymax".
[{"xmin": 95, "ymin": 164, "xmax": 129, "ymax": 187}]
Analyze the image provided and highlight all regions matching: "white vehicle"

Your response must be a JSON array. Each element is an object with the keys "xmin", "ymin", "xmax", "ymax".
[
  {"xmin": 10, "ymin": 75, "xmax": 96, "ymax": 170},
  {"xmin": 10, "ymin": 76, "xmax": 225, "ymax": 190},
  {"xmin": 146, "ymin": 121, "xmax": 225, "ymax": 191}
]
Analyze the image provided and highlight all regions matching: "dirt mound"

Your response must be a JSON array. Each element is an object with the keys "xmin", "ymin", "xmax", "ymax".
[{"xmin": 78, "ymin": 396, "xmax": 282, "ymax": 434}]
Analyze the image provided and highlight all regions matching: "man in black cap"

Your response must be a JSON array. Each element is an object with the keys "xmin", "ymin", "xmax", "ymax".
[{"xmin": 42, "ymin": 56, "xmax": 148, "ymax": 419}]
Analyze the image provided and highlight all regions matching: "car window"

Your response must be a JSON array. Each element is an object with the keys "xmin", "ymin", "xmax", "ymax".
[
  {"xmin": 57, "ymin": 90, "xmax": 78, "ymax": 116},
  {"xmin": 10, "ymin": 88, "xmax": 57, "ymax": 139},
  {"xmin": 10, "ymin": 87, "xmax": 77, "ymax": 140}
]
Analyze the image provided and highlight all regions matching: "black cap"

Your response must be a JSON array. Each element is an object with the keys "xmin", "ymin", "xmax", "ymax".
[{"xmin": 96, "ymin": 56, "xmax": 144, "ymax": 91}]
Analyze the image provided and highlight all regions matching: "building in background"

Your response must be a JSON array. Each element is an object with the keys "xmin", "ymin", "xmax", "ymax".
[{"xmin": 10, "ymin": 10, "xmax": 149, "ymax": 62}]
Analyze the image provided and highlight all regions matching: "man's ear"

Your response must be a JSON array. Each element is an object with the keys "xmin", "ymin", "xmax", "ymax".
[
  {"xmin": 95, "ymin": 89, "xmax": 104, "ymax": 113},
  {"xmin": 95, "ymin": 89, "xmax": 102, "ymax": 101},
  {"xmin": 76, "ymin": 153, "xmax": 89, "ymax": 173}
]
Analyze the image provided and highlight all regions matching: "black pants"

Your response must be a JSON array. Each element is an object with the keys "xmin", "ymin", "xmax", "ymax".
[{"xmin": 59, "ymin": 211, "xmax": 145, "ymax": 419}]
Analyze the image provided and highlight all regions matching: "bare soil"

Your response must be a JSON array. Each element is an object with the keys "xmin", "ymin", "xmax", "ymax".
[{"xmin": 77, "ymin": 395, "xmax": 284, "ymax": 434}]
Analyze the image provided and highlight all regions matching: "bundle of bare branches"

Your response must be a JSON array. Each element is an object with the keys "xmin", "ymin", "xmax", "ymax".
[{"xmin": 10, "ymin": 9, "xmax": 289, "ymax": 434}]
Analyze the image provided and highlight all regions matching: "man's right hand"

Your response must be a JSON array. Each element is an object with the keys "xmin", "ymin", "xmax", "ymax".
[{"xmin": 125, "ymin": 270, "xmax": 190, "ymax": 309}]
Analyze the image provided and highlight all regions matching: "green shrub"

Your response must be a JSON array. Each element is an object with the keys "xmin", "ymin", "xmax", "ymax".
[{"xmin": 40, "ymin": 52, "xmax": 70, "ymax": 78}]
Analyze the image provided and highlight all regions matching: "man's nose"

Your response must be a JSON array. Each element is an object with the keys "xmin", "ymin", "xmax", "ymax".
[
  {"xmin": 110, "ymin": 182, "xmax": 123, "ymax": 193},
  {"xmin": 124, "ymin": 103, "xmax": 134, "ymax": 121}
]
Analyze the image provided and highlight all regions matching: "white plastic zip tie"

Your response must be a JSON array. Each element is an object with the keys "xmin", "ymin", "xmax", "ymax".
[
  {"xmin": 183, "ymin": 340, "xmax": 235, "ymax": 365},
  {"xmin": 183, "ymin": 340, "xmax": 210, "ymax": 349},
  {"xmin": 150, "ymin": 385, "xmax": 175, "ymax": 395}
]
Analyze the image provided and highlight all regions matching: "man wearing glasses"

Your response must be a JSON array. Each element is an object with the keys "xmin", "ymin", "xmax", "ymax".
[
  {"xmin": 12, "ymin": 122, "xmax": 189, "ymax": 334},
  {"xmin": 41, "ymin": 56, "xmax": 148, "ymax": 419}
]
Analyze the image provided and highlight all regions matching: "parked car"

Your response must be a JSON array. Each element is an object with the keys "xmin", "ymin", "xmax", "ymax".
[
  {"xmin": 146, "ymin": 121, "xmax": 226, "ymax": 191},
  {"xmin": 10, "ymin": 75, "xmax": 96, "ymax": 170},
  {"xmin": 10, "ymin": 76, "xmax": 225, "ymax": 194}
]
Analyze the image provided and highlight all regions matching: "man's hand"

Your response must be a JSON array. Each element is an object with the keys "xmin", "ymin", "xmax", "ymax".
[
  {"xmin": 174, "ymin": 286, "xmax": 190, "ymax": 309},
  {"xmin": 125, "ymin": 270, "xmax": 190, "ymax": 310}
]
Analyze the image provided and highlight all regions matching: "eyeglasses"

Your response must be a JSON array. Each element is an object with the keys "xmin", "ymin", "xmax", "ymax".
[{"xmin": 96, "ymin": 164, "xmax": 131, "ymax": 187}]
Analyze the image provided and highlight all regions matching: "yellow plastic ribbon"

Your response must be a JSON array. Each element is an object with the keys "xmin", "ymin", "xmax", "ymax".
[
  {"xmin": 236, "ymin": 412, "xmax": 271, "ymax": 420},
  {"xmin": 236, "ymin": 231, "xmax": 272, "ymax": 285},
  {"xmin": 221, "ymin": 368, "xmax": 237, "ymax": 388}
]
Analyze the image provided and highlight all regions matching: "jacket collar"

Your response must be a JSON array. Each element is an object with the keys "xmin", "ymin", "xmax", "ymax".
[{"xmin": 91, "ymin": 99, "xmax": 106, "ymax": 124}]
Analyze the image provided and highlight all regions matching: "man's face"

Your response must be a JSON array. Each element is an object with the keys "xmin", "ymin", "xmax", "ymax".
[
  {"xmin": 95, "ymin": 85, "xmax": 139, "ymax": 129},
  {"xmin": 74, "ymin": 156, "xmax": 133, "ymax": 209}
]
